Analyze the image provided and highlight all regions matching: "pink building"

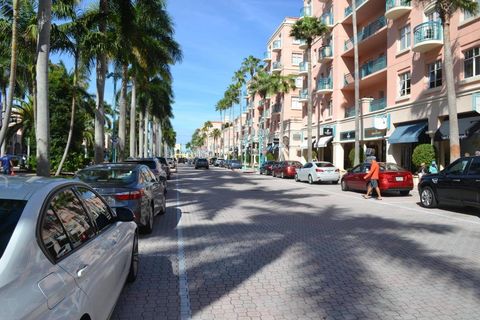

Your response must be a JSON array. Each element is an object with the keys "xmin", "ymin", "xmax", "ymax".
[{"xmin": 299, "ymin": 0, "xmax": 480, "ymax": 170}]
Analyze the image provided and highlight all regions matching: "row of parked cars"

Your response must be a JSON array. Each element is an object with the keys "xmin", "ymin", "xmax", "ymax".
[
  {"xmin": 259, "ymin": 155, "xmax": 480, "ymax": 210},
  {"xmin": 213, "ymin": 158, "xmax": 242, "ymax": 169},
  {"xmin": 0, "ymin": 157, "xmax": 175, "ymax": 319}
]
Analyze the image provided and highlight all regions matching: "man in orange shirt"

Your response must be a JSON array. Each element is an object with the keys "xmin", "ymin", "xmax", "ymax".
[{"xmin": 363, "ymin": 156, "xmax": 382, "ymax": 200}]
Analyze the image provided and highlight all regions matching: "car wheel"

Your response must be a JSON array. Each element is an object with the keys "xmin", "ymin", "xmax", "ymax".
[
  {"xmin": 400, "ymin": 190, "xmax": 410, "ymax": 196},
  {"xmin": 420, "ymin": 187, "xmax": 437, "ymax": 208},
  {"xmin": 333, "ymin": 180, "xmax": 339, "ymax": 185},
  {"xmin": 308, "ymin": 175, "xmax": 313, "ymax": 184},
  {"xmin": 295, "ymin": 174, "xmax": 299, "ymax": 182},
  {"xmin": 141, "ymin": 206, "xmax": 154, "ymax": 234},
  {"xmin": 127, "ymin": 232, "xmax": 139, "ymax": 283},
  {"xmin": 160, "ymin": 197, "xmax": 167, "ymax": 215},
  {"xmin": 341, "ymin": 180, "xmax": 348, "ymax": 191}
]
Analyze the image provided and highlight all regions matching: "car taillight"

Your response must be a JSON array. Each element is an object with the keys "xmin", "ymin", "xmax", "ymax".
[
  {"xmin": 115, "ymin": 190, "xmax": 144, "ymax": 201},
  {"xmin": 316, "ymin": 169, "xmax": 324, "ymax": 173}
]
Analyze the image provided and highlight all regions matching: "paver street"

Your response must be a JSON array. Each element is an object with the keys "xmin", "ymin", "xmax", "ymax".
[{"xmin": 112, "ymin": 165, "xmax": 480, "ymax": 320}]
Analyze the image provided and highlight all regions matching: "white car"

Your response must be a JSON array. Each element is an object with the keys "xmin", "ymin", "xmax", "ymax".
[
  {"xmin": 295, "ymin": 161, "xmax": 340, "ymax": 184},
  {"xmin": 0, "ymin": 177, "xmax": 138, "ymax": 320}
]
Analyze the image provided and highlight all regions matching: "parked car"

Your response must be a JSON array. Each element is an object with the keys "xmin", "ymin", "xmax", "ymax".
[
  {"xmin": 195, "ymin": 158, "xmax": 209, "ymax": 169},
  {"xmin": 209, "ymin": 157, "xmax": 217, "ymax": 165},
  {"xmin": 167, "ymin": 158, "xmax": 177, "ymax": 173},
  {"xmin": 272, "ymin": 161, "xmax": 303, "ymax": 178},
  {"xmin": 124, "ymin": 158, "xmax": 167, "ymax": 193},
  {"xmin": 156, "ymin": 156, "xmax": 171, "ymax": 179},
  {"xmin": 269, "ymin": 161, "xmax": 281, "ymax": 175},
  {"xmin": 76, "ymin": 163, "xmax": 166, "ymax": 233},
  {"xmin": 230, "ymin": 160, "xmax": 242, "ymax": 169},
  {"xmin": 214, "ymin": 158, "xmax": 225, "ymax": 167},
  {"xmin": 341, "ymin": 162, "xmax": 413, "ymax": 195},
  {"xmin": 296, "ymin": 161, "xmax": 340, "ymax": 184},
  {"xmin": 419, "ymin": 155, "xmax": 480, "ymax": 209},
  {"xmin": 0, "ymin": 177, "xmax": 138, "ymax": 320},
  {"xmin": 260, "ymin": 161, "xmax": 275, "ymax": 175},
  {"xmin": 223, "ymin": 160, "xmax": 232, "ymax": 168}
]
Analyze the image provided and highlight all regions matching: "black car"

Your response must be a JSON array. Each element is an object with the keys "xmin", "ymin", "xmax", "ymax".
[
  {"xmin": 195, "ymin": 158, "xmax": 209, "ymax": 169},
  {"xmin": 418, "ymin": 156, "xmax": 480, "ymax": 209},
  {"xmin": 260, "ymin": 161, "xmax": 275, "ymax": 175},
  {"xmin": 156, "ymin": 156, "xmax": 171, "ymax": 179}
]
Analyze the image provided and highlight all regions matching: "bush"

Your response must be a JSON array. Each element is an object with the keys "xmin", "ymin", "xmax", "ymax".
[
  {"xmin": 266, "ymin": 152, "xmax": 274, "ymax": 161},
  {"xmin": 412, "ymin": 144, "xmax": 436, "ymax": 170},
  {"xmin": 348, "ymin": 147, "xmax": 365, "ymax": 167}
]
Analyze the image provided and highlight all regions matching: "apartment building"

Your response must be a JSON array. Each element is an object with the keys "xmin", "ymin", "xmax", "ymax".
[{"xmin": 300, "ymin": 0, "xmax": 480, "ymax": 170}]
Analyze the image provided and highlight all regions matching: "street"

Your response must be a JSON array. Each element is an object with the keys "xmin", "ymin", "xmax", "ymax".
[{"xmin": 112, "ymin": 164, "xmax": 480, "ymax": 320}]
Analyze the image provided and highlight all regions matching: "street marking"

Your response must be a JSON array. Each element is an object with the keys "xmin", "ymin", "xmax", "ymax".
[{"xmin": 176, "ymin": 173, "xmax": 192, "ymax": 320}]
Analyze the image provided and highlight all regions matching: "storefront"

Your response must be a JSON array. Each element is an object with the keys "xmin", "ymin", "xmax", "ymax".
[
  {"xmin": 316, "ymin": 126, "xmax": 335, "ymax": 163},
  {"xmin": 363, "ymin": 127, "xmax": 387, "ymax": 162},
  {"xmin": 339, "ymin": 130, "xmax": 356, "ymax": 168}
]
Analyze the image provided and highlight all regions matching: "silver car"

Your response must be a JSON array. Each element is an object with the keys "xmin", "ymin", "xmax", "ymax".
[
  {"xmin": 295, "ymin": 161, "xmax": 340, "ymax": 184},
  {"xmin": 76, "ymin": 163, "xmax": 166, "ymax": 234},
  {"xmin": 0, "ymin": 176, "xmax": 138, "ymax": 320}
]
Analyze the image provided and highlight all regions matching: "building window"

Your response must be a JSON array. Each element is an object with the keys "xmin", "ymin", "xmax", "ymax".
[
  {"xmin": 326, "ymin": 100, "xmax": 333, "ymax": 117},
  {"xmin": 428, "ymin": 60, "xmax": 442, "ymax": 88},
  {"xmin": 295, "ymin": 76, "xmax": 303, "ymax": 88},
  {"xmin": 292, "ymin": 38, "xmax": 301, "ymax": 45},
  {"xmin": 464, "ymin": 47, "xmax": 480, "ymax": 78},
  {"xmin": 464, "ymin": 0, "xmax": 480, "ymax": 20},
  {"xmin": 291, "ymin": 97, "xmax": 302, "ymax": 110},
  {"xmin": 399, "ymin": 72, "xmax": 411, "ymax": 97},
  {"xmin": 292, "ymin": 53, "xmax": 303, "ymax": 65},
  {"xmin": 399, "ymin": 25, "xmax": 411, "ymax": 51}
]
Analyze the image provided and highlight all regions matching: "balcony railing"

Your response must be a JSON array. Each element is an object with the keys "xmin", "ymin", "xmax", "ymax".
[
  {"xmin": 321, "ymin": 12, "xmax": 334, "ymax": 26},
  {"xmin": 345, "ymin": 0, "xmax": 366, "ymax": 17},
  {"xmin": 264, "ymin": 51, "xmax": 271, "ymax": 60},
  {"xmin": 360, "ymin": 55, "xmax": 386, "ymax": 78},
  {"xmin": 272, "ymin": 40, "xmax": 282, "ymax": 51},
  {"xmin": 413, "ymin": 21, "xmax": 442, "ymax": 45},
  {"xmin": 300, "ymin": 5, "xmax": 312, "ymax": 17},
  {"xmin": 299, "ymin": 62, "xmax": 308, "ymax": 73},
  {"xmin": 317, "ymin": 77, "xmax": 333, "ymax": 91},
  {"xmin": 263, "ymin": 109, "xmax": 270, "ymax": 118},
  {"xmin": 386, "ymin": 0, "xmax": 410, "ymax": 11},
  {"xmin": 299, "ymin": 89, "xmax": 309, "ymax": 101},
  {"xmin": 345, "ymin": 106, "xmax": 356, "ymax": 118},
  {"xmin": 272, "ymin": 61, "xmax": 283, "ymax": 71},
  {"xmin": 344, "ymin": 16, "xmax": 386, "ymax": 51},
  {"xmin": 370, "ymin": 97, "xmax": 386, "ymax": 112},
  {"xmin": 319, "ymin": 45, "xmax": 333, "ymax": 60}
]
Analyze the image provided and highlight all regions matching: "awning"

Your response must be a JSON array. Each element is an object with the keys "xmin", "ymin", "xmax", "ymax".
[
  {"xmin": 315, "ymin": 136, "xmax": 333, "ymax": 148},
  {"xmin": 300, "ymin": 139, "xmax": 316, "ymax": 149},
  {"xmin": 436, "ymin": 115, "xmax": 480, "ymax": 140},
  {"xmin": 388, "ymin": 121, "xmax": 427, "ymax": 144}
]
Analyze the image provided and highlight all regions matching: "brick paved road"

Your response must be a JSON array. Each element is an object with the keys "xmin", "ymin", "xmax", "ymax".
[{"xmin": 112, "ymin": 164, "xmax": 480, "ymax": 320}]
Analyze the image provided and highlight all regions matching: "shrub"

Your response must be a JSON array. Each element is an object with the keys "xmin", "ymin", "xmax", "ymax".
[
  {"xmin": 266, "ymin": 152, "xmax": 274, "ymax": 161},
  {"xmin": 412, "ymin": 144, "xmax": 436, "ymax": 170},
  {"xmin": 348, "ymin": 147, "xmax": 365, "ymax": 167}
]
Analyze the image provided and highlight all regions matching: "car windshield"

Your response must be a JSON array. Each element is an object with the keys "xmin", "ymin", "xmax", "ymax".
[
  {"xmin": 287, "ymin": 161, "xmax": 302, "ymax": 167},
  {"xmin": 0, "ymin": 199, "xmax": 27, "ymax": 261},
  {"xmin": 380, "ymin": 163, "xmax": 405, "ymax": 171},
  {"xmin": 315, "ymin": 162, "xmax": 334, "ymax": 167},
  {"xmin": 77, "ymin": 167, "xmax": 137, "ymax": 185},
  {"xmin": 127, "ymin": 160, "xmax": 156, "ymax": 170}
]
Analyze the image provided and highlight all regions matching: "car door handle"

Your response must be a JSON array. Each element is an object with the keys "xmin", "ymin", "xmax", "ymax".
[
  {"xmin": 476, "ymin": 179, "xmax": 480, "ymax": 182},
  {"xmin": 76, "ymin": 265, "xmax": 88, "ymax": 278},
  {"xmin": 452, "ymin": 179, "xmax": 461, "ymax": 182}
]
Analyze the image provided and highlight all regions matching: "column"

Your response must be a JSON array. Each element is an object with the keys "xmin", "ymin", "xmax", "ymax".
[{"xmin": 333, "ymin": 142, "xmax": 344, "ymax": 171}]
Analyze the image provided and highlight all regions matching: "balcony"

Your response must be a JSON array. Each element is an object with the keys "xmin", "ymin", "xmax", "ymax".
[
  {"xmin": 272, "ymin": 61, "xmax": 283, "ymax": 73},
  {"xmin": 299, "ymin": 89, "xmax": 309, "ymax": 102},
  {"xmin": 344, "ymin": 0, "xmax": 366, "ymax": 17},
  {"xmin": 344, "ymin": 16, "xmax": 387, "ymax": 51},
  {"xmin": 300, "ymin": 5, "xmax": 312, "ymax": 18},
  {"xmin": 298, "ymin": 39, "xmax": 308, "ymax": 50},
  {"xmin": 413, "ymin": 21, "xmax": 443, "ymax": 53},
  {"xmin": 360, "ymin": 55, "xmax": 386, "ymax": 78},
  {"xmin": 263, "ymin": 51, "xmax": 271, "ymax": 61},
  {"xmin": 385, "ymin": 0, "xmax": 412, "ymax": 20},
  {"xmin": 343, "ymin": 55, "xmax": 387, "ymax": 89},
  {"xmin": 321, "ymin": 12, "xmax": 334, "ymax": 27},
  {"xmin": 345, "ymin": 106, "xmax": 356, "ymax": 118},
  {"xmin": 299, "ymin": 62, "xmax": 308, "ymax": 76},
  {"xmin": 369, "ymin": 97, "xmax": 386, "ymax": 112},
  {"xmin": 316, "ymin": 77, "xmax": 333, "ymax": 94},
  {"xmin": 272, "ymin": 40, "xmax": 282, "ymax": 52},
  {"xmin": 318, "ymin": 45, "xmax": 333, "ymax": 62}
]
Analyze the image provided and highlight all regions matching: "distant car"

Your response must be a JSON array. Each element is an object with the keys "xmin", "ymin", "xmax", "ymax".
[
  {"xmin": 230, "ymin": 160, "xmax": 242, "ymax": 169},
  {"xmin": 295, "ymin": 161, "xmax": 340, "ymax": 184},
  {"xmin": 76, "ymin": 163, "xmax": 166, "ymax": 234},
  {"xmin": 272, "ymin": 161, "xmax": 303, "ymax": 178},
  {"xmin": 419, "ymin": 155, "xmax": 480, "ymax": 209},
  {"xmin": 341, "ymin": 162, "xmax": 413, "ymax": 195},
  {"xmin": 156, "ymin": 156, "xmax": 171, "ymax": 179},
  {"xmin": 195, "ymin": 158, "xmax": 209, "ymax": 169},
  {"xmin": 223, "ymin": 160, "xmax": 231, "ymax": 168},
  {"xmin": 167, "ymin": 158, "xmax": 177, "ymax": 173},
  {"xmin": 214, "ymin": 158, "xmax": 225, "ymax": 167},
  {"xmin": 209, "ymin": 157, "xmax": 217, "ymax": 165},
  {"xmin": 124, "ymin": 158, "xmax": 167, "ymax": 193},
  {"xmin": 0, "ymin": 177, "xmax": 138, "ymax": 320},
  {"xmin": 260, "ymin": 161, "xmax": 275, "ymax": 175}
]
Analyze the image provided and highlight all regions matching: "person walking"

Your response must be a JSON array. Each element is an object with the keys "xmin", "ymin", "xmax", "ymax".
[
  {"xmin": 1, "ymin": 155, "xmax": 13, "ymax": 175},
  {"xmin": 363, "ymin": 156, "xmax": 382, "ymax": 200},
  {"xmin": 429, "ymin": 160, "xmax": 438, "ymax": 174},
  {"xmin": 417, "ymin": 162, "xmax": 428, "ymax": 180}
]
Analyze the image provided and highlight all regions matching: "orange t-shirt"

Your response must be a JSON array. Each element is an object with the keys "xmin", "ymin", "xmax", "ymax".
[{"xmin": 365, "ymin": 160, "xmax": 379, "ymax": 180}]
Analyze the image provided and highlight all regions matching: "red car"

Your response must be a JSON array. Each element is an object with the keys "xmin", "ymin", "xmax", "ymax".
[
  {"xmin": 341, "ymin": 162, "xmax": 413, "ymax": 195},
  {"xmin": 272, "ymin": 161, "xmax": 303, "ymax": 178}
]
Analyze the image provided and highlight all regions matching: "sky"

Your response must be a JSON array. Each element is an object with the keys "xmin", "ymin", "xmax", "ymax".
[{"xmin": 52, "ymin": 0, "xmax": 301, "ymax": 147}]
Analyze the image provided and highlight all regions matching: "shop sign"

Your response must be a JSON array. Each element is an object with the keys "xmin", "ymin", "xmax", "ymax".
[
  {"xmin": 322, "ymin": 127, "xmax": 334, "ymax": 136},
  {"xmin": 364, "ymin": 127, "xmax": 387, "ymax": 139},
  {"xmin": 474, "ymin": 92, "xmax": 480, "ymax": 114},
  {"xmin": 340, "ymin": 130, "xmax": 355, "ymax": 141},
  {"xmin": 373, "ymin": 114, "xmax": 389, "ymax": 130}
]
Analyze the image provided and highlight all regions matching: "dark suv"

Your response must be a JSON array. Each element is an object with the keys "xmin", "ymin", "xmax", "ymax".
[
  {"xmin": 418, "ymin": 156, "xmax": 480, "ymax": 209},
  {"xmin": 195, "ymin": 158, "xmax": 209, "ymax": 169}
]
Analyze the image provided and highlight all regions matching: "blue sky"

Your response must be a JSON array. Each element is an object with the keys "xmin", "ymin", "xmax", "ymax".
[{"xmin": 168, "ymin": 0, "xmax": 300, "ymax": 145}]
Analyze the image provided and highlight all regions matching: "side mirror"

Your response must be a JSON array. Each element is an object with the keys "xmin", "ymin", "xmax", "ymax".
[{"xmin": 113, "ymin": 207, "xmax": 135, "ymax": 222}]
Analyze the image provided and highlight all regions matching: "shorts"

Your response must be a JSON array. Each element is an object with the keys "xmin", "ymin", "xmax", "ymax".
[{"xmin": 369, "ymin": 179, "xmax": 378, "ymax": 188}]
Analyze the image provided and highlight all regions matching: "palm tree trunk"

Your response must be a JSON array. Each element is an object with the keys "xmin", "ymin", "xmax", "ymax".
[
  {"xmin": 0, "ymin": 88, "xmax": 7, "ymax": 156},
  {"xmin": 138, "ymin": 110, "xmax": 144, "ymax": 157},
  {"xmin": 222, "ymin": 110, "xmax": 226, "ymax": 157},
  {"xmin": 307, "ymin": 45, "xmax": 313, "ymax": 162},
  {"xmin": 35, "ymin": 0, "xmax": 52, "ymax": 177},
  {"xmin": 94, "ymin": 0, "xmax": 108, "ymax": 164},
  {"xmin": 158, "ymin": 121, "xmax": 163, "ymax": 156},
  {"xmin": 280, "ymin": 94, "xmax": 285, "ymax": 161},
  {"xmin": 239, "ymin": 102, "xmax": 243, "ymax": 163},
  {"xmin": 55, "ymin": 52, "xmax": 79, "ymax": 176},
  {"xmin": 144, "ymin": 108, "xmax": 149, "ymax": 157},
  {"xmin": 0, "ymin": 0, "xmax": 19, "ymax": 156},
  {"xmin": 129, "ymin": 76, "xmax": 137, "ymax": 157},
  {"xmin": 117, "ymin": 63, "xmax": 128, "ymax": 161},
  {"xmin": 353, "ymin": 0, "xmax": 361, "ymax": 166},
  {"xmin": 152, "ymin": 119, "xmax": 157, "ymax": 156},
  {"xmin": 443, "ymin": 19, "xmax": 460, "ymax": 161}
]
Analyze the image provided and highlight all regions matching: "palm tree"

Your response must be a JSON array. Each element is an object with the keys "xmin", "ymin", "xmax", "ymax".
[
  {"xmin": 352, "ymin": 0, "xmax": 361, "ymax": 166},
  {"xmin": 409, "ymin": 0, "xmax": 478, "ymax": 162},
  {"xmin": 211, "ymin": 128, "xmax": 221, "ymax": 156},
  {"xmin": 270, "ymin": 73, "xmax": 297, "ymax": 161},
  {"xmin": 8, "ymin": 95, "xmax": 34, "ymax": 159},
  {"xmin": 233, "ymin": 69, "xmax": 246, "ymax": 161},
  {"xmin": 290, "ymin": 17, "xmax": 328, "ymax": 162}
]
